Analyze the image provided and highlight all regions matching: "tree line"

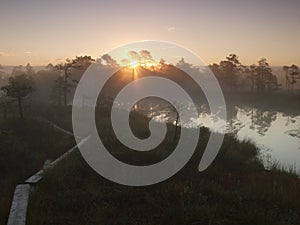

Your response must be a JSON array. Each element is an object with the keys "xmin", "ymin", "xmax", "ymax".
[
  {"xmin": 209, "ymin": 54, "xmax": 299, "ymax": 93},
  {"xmin": 0, "ymin": 56, "xmax": 94, "ymax": 118},
  {"xmin": 0, "ymin": 53, "xmax": 299, "ymax": 119}
]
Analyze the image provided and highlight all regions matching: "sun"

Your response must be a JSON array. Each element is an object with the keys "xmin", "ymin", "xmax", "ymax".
[
  {"xmin": 144, "ymin": 62, "xmax": 157, "ymax": 67},
  {"xmin": 122, "ymin": 59, "xmax": 158, "ymax": 69},
  {"xmin": 130, "ymin": 61, "xmax": 139, "ymax": 68}
]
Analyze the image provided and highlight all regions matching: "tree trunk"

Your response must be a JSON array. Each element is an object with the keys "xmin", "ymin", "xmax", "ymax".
[
  {"xmin": 64, "ymin": 68, "xmax": 67, "ymax": 107},
  {"xmin": 285, "ymin": 71, "xmax": 290, "ymax": 91},
  {"xmin": 18, "ymin": 96, "xmax": 23, "ymax": 119}
]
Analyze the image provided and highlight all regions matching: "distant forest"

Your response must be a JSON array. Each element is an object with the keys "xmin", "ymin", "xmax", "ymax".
[{"xmin": 0, "ymin": 53, "xmax": 299, "ymax": 118}]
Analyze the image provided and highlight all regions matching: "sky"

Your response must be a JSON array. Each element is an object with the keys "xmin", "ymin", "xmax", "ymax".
[{"xmin": 0, "ymin": 0, "xmax": 300, "ymax": 66}]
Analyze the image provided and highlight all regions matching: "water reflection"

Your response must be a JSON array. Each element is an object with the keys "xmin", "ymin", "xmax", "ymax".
[
  {"xmin": 133, "ymin": 100, "xmax": 300, "ymax": 173},
  {"xmin": 233, "ymin": 108, "xmax": 300, "ymax": 173}
]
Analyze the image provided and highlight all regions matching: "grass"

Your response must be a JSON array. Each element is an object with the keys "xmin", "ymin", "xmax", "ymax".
[
  {"xmin": 1, "ymin": 99, "xmax": 299, "ymax": 224},
  {"xmin": 26, "ymin": 111, "xmax": 300, "ymax": 225},
  {"xmin": 0, "ymin": 118, "xmax": 75, "ymax": 225}
]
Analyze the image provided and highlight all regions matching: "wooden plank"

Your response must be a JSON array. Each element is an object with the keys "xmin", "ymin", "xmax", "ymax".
[
  {"xmin": 7, "ymin": 184, "xmax": 30, "ymax": 225},
  {"xmin": 50, "ymin": 136, "xmax": 90, "ymax": 167},
  {"xmin": 52, "ymin": 124, "xmax": 74, "ymax": 136},
  {"xmin": 25, "ymin": 170, "xmax": 44, "ymax": 184}
]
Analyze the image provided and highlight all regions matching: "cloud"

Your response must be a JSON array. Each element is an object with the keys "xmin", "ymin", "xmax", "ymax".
[
  {"xmin": 24, "ymin": 51, "xmax": 37, "ymax": 56},
  {"xmin": 0, "ymin": 51, "xmax": 13, "ymax": 57},
  {"xmin": 167, "ymin": 27, "xmax": 176, "ymax": 31}
]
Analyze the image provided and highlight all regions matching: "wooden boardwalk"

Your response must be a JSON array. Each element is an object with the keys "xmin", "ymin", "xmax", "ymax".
[{"xmin": 6, "ymin": 121, "xmax": 89, "ymax": 225}]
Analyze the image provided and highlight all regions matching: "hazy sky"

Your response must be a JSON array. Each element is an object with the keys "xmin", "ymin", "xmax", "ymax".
[{"xmin": 0, "ymin": 0, "xmax": 300, "ymax": 66}]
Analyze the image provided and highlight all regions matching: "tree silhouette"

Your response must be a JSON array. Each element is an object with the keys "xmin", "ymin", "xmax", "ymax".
[
  {"xmin": 25, "ymin": 63, "xmax": 35, "ymax": 76},
  {"xmin": 158, "ymin": 58, "xmax": 166, "ymax": 71},
  {"xmin": 249, "ymin": 108, "xmax": 277, "ymax": 136},
  {"xmin": 251, "ymin": 58, "xmax": 279, "ymax": 92},
  {"xmin": 55, "ymin": 56, "xmax": 94, "ymax": 106},
  {"xmin": 0, "ymin": 65, "xmax": 5, "ymax": 86},
  {"xmin": 282, "ymin": 65, "xmax": 290, "ymax": 91},
  {"xmin": 52, "ymin": 76, "xmax": 64, "ymax": 106},
  {"xmin": 288, "ymin": 64, "xmax": 299, "ymax": 92},
  {"xmin": 209, "ymin": 54, "xmax": 243, "ymax": 92},
  {"xmin": 100, "ymin": 54, "xmax": 119, "ymax": 67},
  {"xmin": 282, "ymin": 65, "xmax": 299, "ymax": 93},
  {"xmin": 11, "ymin": 63, "xmax": 35, "ymax": 77},
  {"xmin": 219, "ymin": 54, "xmax": 243, "ymax": 91},
  {"xmin": 11, "ymin": 65, "xmax": 25, "ymax": 76},
  {"xmin": 248, "ymin": 64, "xmax": 256, "ymax": 92},
  {"xmin": 1, "ymin": 74, "xmax": 34, "ymax": 119}
]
